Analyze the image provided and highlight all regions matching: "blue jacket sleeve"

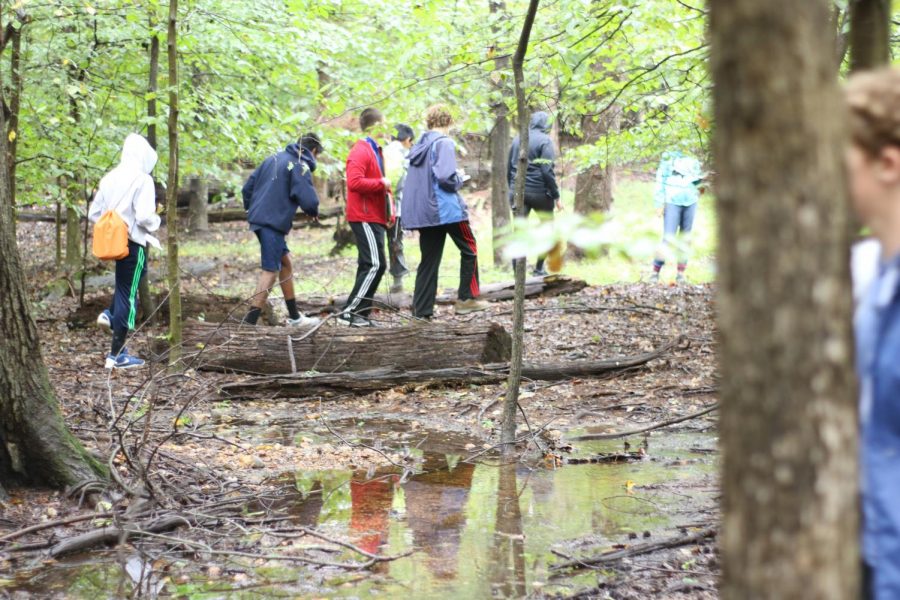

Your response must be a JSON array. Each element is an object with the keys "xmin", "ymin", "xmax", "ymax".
[
  {"xmin": 242, "ymin": 167, "xmax": 259, "ymax": 211},
  {"xmin": 432, "ymin": 139, "xmax": 463, "ymax": 193},
  {"xmin": 290, "ymin": 161, "xmax": 320, "ymax": 217}
]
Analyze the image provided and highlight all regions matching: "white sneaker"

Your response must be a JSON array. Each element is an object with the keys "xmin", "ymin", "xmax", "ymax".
[
  {"xmin": 97, "ymin": 309, "xmax": 112, "ymax": 329},
  {"xmin": 287, "ymin": 314, "xmax": 321, "ymax": 327}
]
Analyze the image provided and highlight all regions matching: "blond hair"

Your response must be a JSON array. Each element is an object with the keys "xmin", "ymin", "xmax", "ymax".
[
  {"xmin": 846, "ymin": 67, "xmax": 900, "ymax": 155},
  {"xmin": 425, "ymin": 104, "xmax": 454, "ymax": 130}
]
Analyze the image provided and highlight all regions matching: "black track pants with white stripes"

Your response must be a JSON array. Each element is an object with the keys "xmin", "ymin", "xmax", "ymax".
[{"xmin": 343, "ymin": 221, "xmax": 387, "ymax": 319}]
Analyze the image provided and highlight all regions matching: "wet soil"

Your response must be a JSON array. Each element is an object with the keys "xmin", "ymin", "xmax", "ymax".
[{"xmin": 1, "ymin": 219, "xmax": 720, "ymax": 599}]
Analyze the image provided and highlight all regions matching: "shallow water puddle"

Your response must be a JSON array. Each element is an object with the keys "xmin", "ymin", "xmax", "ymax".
[{"xmin": 1, "ymin": 421, "xmax": 716, "ymax": 598}]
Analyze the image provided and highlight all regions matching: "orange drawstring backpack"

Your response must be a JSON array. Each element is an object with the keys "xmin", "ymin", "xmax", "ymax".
[{"xmin": 92, "ymin": 210, "xmax": 129, "ymax": 260}]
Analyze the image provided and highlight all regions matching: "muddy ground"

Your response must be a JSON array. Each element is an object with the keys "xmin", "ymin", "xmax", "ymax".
[{"xmin": 2, "ymin": 219, "xmax": 720, "ymax": 599}]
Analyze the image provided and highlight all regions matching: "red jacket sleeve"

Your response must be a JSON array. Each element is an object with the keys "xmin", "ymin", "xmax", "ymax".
[{"xmin": 346, "ymin": 143, "xmax": 386, "ymax": 194}]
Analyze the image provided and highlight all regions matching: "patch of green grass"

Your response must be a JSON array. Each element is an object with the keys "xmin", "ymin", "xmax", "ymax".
[{"xmin": 161, "ymin": 177, "xmax": 717, "ymax": 301}]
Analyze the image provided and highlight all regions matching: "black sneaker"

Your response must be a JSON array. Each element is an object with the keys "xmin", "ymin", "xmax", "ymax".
[{"xmin": 532, "ymin": 267, "xmax": 549, "ymax": 277}]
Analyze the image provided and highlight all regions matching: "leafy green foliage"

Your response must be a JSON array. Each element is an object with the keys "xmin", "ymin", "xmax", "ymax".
[{"xmin": 5, "ymin": 0, "xmax": 709, "ymax": 207}]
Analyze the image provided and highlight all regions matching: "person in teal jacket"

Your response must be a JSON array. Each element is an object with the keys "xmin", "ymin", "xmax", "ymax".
[{"xmin": 650, "ymin": 150, "xmax": 704, "ymax": 284}]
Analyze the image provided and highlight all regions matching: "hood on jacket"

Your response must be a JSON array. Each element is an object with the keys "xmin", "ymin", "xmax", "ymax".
[
  {"xmin": 408, "ymin": 130, "xmax": 446, "ymax": 168},
  {"xmin": 120, "ymin": 133, "xmax": 158, "ymax": 174},
  {"xmin": 529, "ymin": 111, "xmax": 551, "ymax": 133},
  {"xmin": 286, "ymin": 143, "xmax": 318, "ymax": 173}
]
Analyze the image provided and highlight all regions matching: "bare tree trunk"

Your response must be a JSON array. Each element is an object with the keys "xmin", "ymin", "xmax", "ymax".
[
  {"xmin": 147, "ymin": 29, "xmax": 159, "ymax": 149},
  {"xmin": 489, "ymin": 0, "xmax": 511, "ymax": 267},
  {"xmin": 140, "ymin": 28, "xmax": 161, "ymax": 325},
  {"xmin": 710, "ymin": 0, "xmax": 859, "ymax": 597},
  {"xmin": 849, "ymin": 0, "xmax": 891, "ymax": 72},
  {"xmin": 64, "ymin": 204, "xmax": 80, "ymax": 271},
  {"xmin": 54, "ymin": 202, "xmax": 62, "ymax": 267},
  {"xmin": 0, "ymin": 94, "xmax": 104, "ymax": 495},
  {"xmin": 165, "ymin": 0, "xmax": 181, "ymax": 365},
  {"xmin": 501, "ymin": 0, "xmax": 540, "ymax": 451},
  {"xmin": 573, "ymin": 108, "xmax": 619, "ymax": 214},
  {"xmin": 6, "ymin": 17, "xmax": 22, "ymax": 206},
  {"xmin": 187, "ymin": 176, "xmax": 208, "ymax": 233}
]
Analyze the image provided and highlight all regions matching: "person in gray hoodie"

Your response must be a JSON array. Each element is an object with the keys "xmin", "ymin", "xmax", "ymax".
[
  {"xmin": 507, "ymin": 111, "xmax": 561, "ymax": 276},
  {"xmin": 89, "ymin": 133, "xmax": 161, "ymax": 369},
  {"xmin": 402, "ymin": 105, "xmax": 489, "ymax": 319}
]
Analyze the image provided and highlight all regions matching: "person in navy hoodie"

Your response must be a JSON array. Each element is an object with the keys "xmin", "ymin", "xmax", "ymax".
[
  {"xmin": 340, "ymin": 107, "xmax": 393, "ymax": 326},
  {"xmin": 241, "ymin": 133, "xmax": 322, "ymax": 327},
  {"xmin": 403, "ymin": 104, "xmax": 489, "ymax": 319}
]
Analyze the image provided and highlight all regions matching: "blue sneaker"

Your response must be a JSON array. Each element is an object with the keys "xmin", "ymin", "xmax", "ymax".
[
  {"xmin": 97, "ymin": 309, "xmax": 112, "ymax": 329},
  {"xmin": 105, "ymin": 350, "xmax": 145, "ymax": 370}
]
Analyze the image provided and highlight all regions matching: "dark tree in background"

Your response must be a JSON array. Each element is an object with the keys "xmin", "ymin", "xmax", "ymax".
[
  {"xmin": 849, "ymin": 0, "xmax": 891, "ymax": 72},
  {"xmin": 710, "ymin": 0, "xmax": 859, "ymax": 597}
]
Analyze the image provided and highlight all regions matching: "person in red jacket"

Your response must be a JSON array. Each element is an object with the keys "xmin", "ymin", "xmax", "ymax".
[{"xmin": 340, "ymin": 107, "xmax": 393, "ymax": 326}]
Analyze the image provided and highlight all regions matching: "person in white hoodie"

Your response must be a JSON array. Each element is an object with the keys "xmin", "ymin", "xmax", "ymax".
[{"xmin": 88, "ymin": 133, "xmax": 161, "ymax": 369}]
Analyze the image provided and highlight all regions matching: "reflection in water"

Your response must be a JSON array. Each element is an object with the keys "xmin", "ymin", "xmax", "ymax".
[
  {"xmin": 404, "ymin": 453, "xmax": 476, "ymax": 580},
  {"xmin": 490, "ymin": 463, "xmax": 527, "ymax": 598},
  {"xmin": 350, "ymin": 473, "xmax": 398, "ymax": 556}
]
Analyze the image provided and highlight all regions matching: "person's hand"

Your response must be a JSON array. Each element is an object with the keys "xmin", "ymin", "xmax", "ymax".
[
  {"xmin": 656, "ymin": 207, "xmax": 664, "ymax": 218},
  {"xmin": 382, "ymin": 177, "xmax": 392, "ymax": 192},
  {"xmin": 556, "ymin": 199, "xmax": 563, "ymax": 211}
]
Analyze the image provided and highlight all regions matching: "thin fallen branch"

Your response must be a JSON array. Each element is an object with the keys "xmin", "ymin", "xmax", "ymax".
[
  {"xmin": 48, "ymin": 514, "xmax": 194, "ymax": 558},
  {"xmin": 550, "ymin": 527, "xmax": 717, "ymax": 572},
  {"xmin": 0, "ymin": 511, "xmax": 116, "ymax": 545},
  {"xmin": 568, "ymin": 402, "xmax": 719, "ymax": 441}
]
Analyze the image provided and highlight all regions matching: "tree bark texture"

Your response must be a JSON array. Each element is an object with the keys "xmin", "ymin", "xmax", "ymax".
[
  {"xmin": 502, "ymin": 0, "xmax": 540, "ymax": 449},
  {"xmin": 6, "ymin": 18, "xmax": 22, "ymax": 206},
  {"xmin": 849, "ymin": 0, "xmax": 891, "ymax": 72},
  {"xmin": 489, "ymin": 0, "xmax": 511, "ymax": 267},
  {"xmin": 710, "ymin": 0, "xmax": 859, "ymax": 597},
  {"xmin": 64, "ymin": 204, "xmax": 80, "ymax": 270},
  {"xmin": 165, "ymin": 0, "xmax": 182, "ymax": 364},
  {"xmin": 147, "ymin": 31, "xmax": 159, "ymax": 149},
  {"xmin": 218, "ymin": 339, "xmax": 674, "ymax": 399},
  {"xmin": 175, "ymin": 320, "xmax": 512, "ymax": 376},
  {"xmin": 573, "ymin": 108, "xmax": 620, "ymax": 214},
  {"xmin": 0, "ymin": 105, "xmax": 104, "ymax": 492},
  {"xmin": 187, "ymin": 176, "xmax": 209, "ymax": 233}
]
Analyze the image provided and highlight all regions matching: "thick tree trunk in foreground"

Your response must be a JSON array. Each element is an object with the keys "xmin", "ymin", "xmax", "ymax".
[
  {"xmin": 0, "ymin": 114, "xmax": 104, "ymax": 496},
  {"xmin": 218, "ymin": 338, "xmax": 675, "ymax": 399},
  {"xmin": 710, "ymin": 0, "xmax": 858, "ymax": 598},
  {"xmin": 165, "ymin": 0, "xmax": 182, "ymax": 364},
  {"xmin": 176, "ymin": 320, "xmax": 512, "ymax": 375},
  {"xmin": 849, "ymin": 0, "xmax": 891, "ymax": 72}
]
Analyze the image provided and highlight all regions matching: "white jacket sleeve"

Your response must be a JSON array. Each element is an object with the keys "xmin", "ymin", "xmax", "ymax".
[
  {"xmin": 134, "ymin": 175, "xmax": 161, "ymax": 232},
  {"xmin": 88, "ymin": 188, "xmax": 106, "ymax": 223}
]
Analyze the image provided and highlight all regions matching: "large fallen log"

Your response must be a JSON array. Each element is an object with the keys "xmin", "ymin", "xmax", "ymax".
[
  {"xmin": 15, "ymin": 204, "xmax": 343, "ymax": 226},
  {"xmin": 294, "ymin": 274, "xmax": 588, "ymax": 313},
  {"xmin": 218, "ymin": 337, "xmax": 681, "ymax": 399},
  {"xmin": 192, "ymin": 203, "xmax": 343, "ymax": 224},
  {"xmin": 174, "ymin": 319, "xmax": 512, "ymax": 375}
]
